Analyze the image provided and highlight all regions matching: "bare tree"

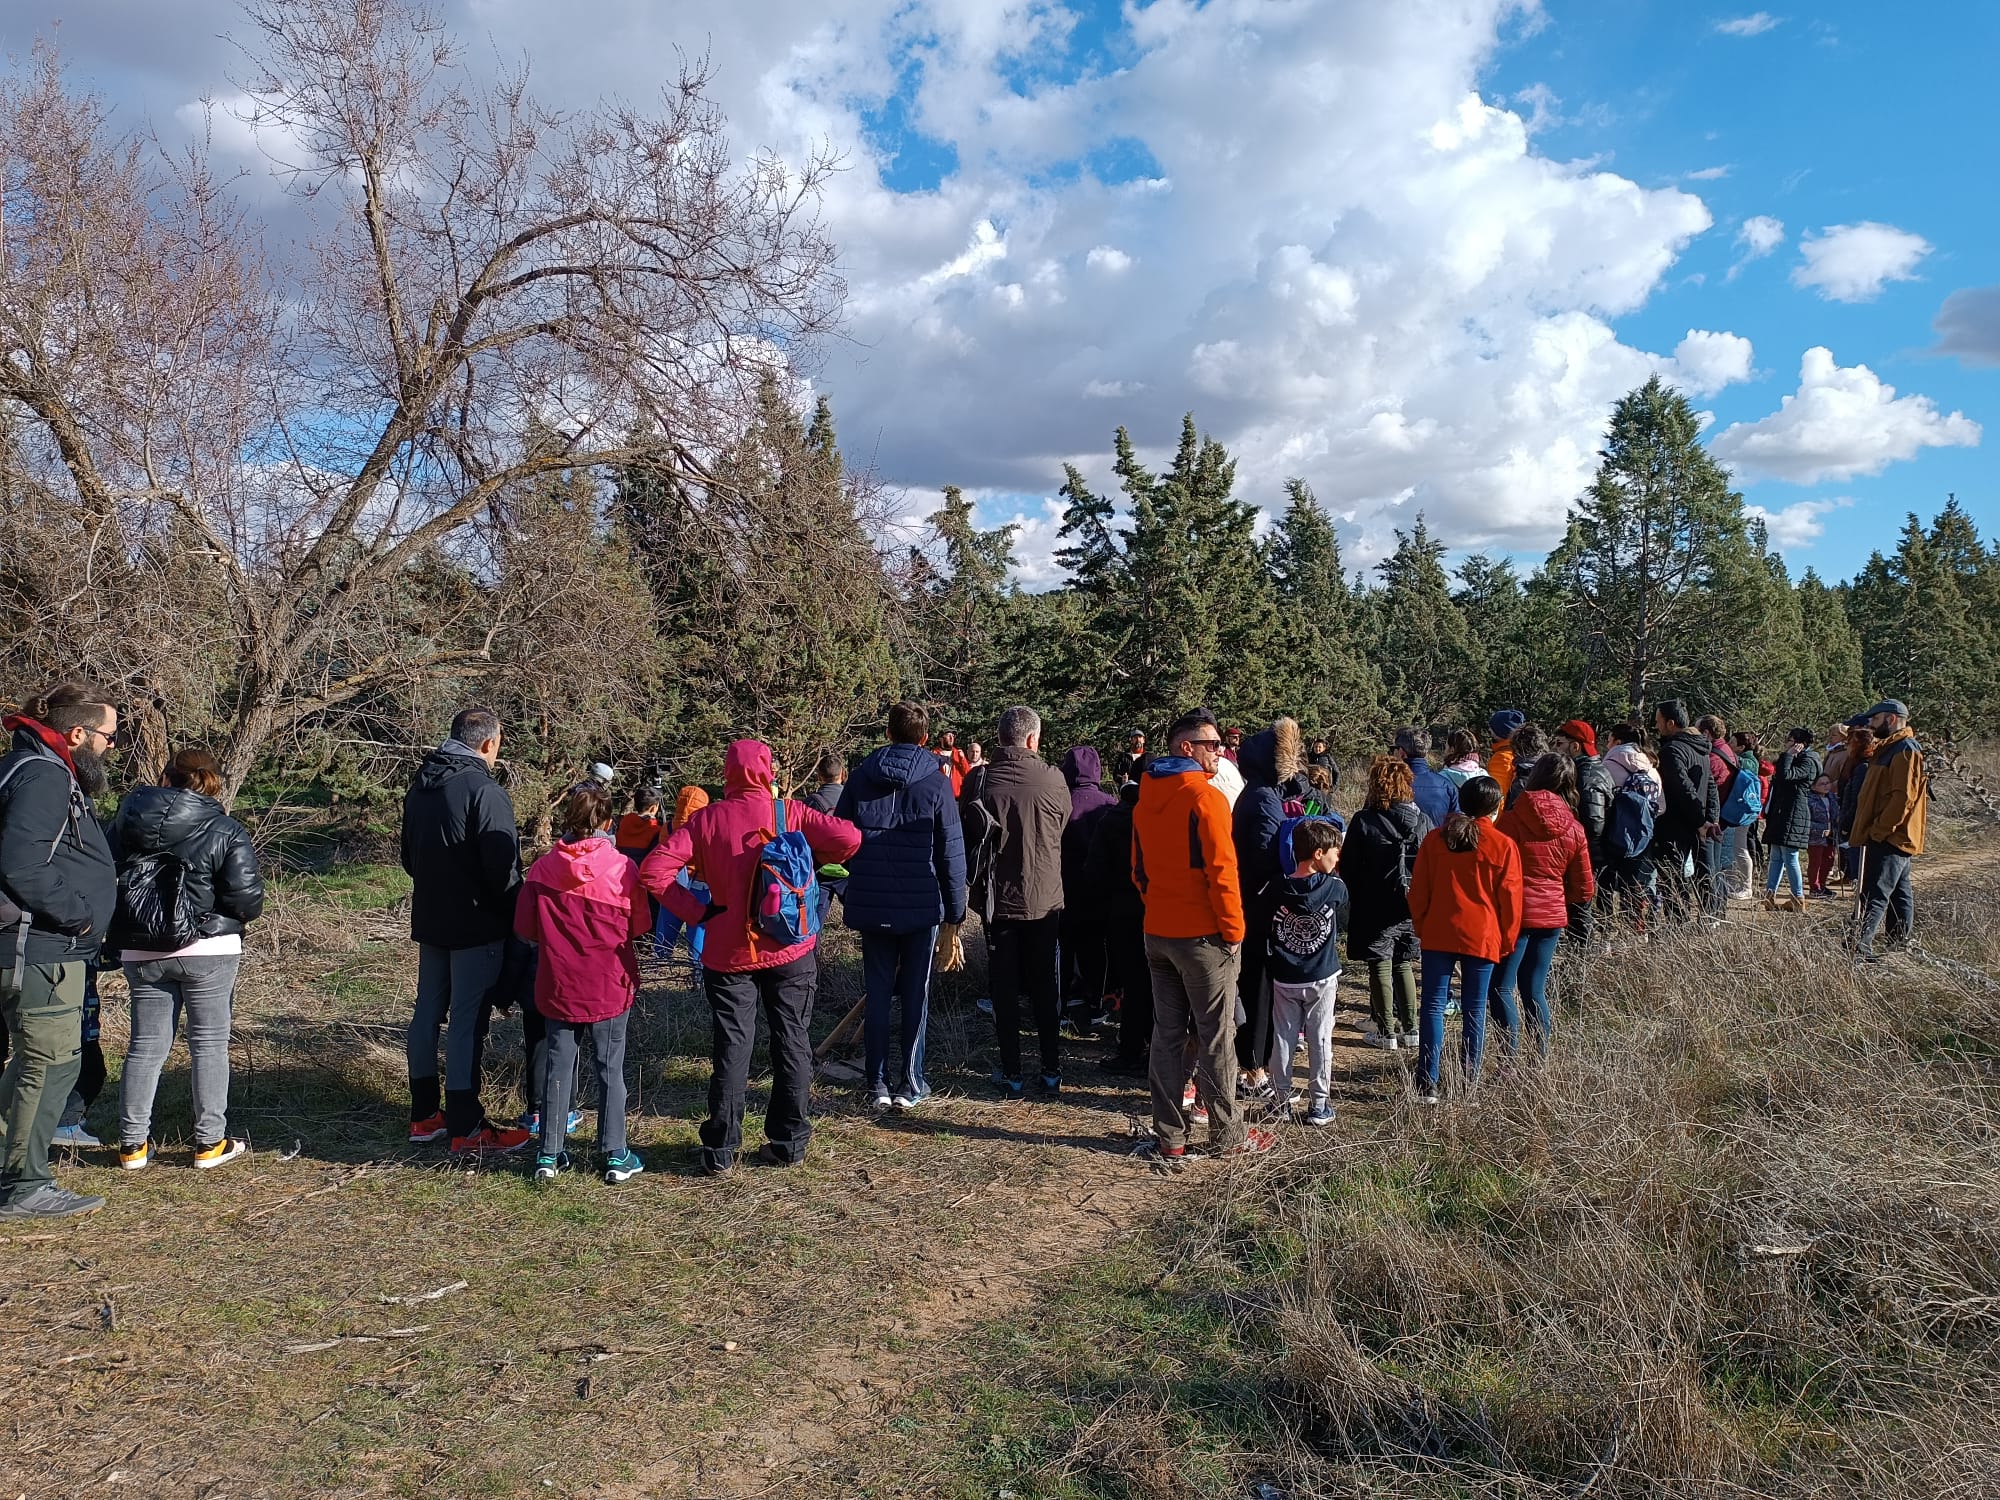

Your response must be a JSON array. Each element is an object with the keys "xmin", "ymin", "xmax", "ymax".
[{"xmin": 0, "ymin": 1, "xmax": 840, "ymax": 800}]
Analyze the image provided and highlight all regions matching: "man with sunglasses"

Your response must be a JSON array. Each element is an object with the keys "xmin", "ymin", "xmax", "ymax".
[
  {"xmin": 0, "ymin": 681, "xmax": 119, "ymax": 1219},
  {"xmin": 1130, "ymin": 710, "xmax": 1275, "ymax": 1162}
]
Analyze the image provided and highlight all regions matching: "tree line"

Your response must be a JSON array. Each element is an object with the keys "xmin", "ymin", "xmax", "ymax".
[{"xmin": 0, "ymin": 3, "xmax": 1991, "ymax": 817}]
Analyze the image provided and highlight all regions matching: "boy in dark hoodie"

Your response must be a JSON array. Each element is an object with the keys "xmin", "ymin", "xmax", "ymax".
[
  {"xmin": 1059, "ymin": 745, "xmax": 1117, "ymax": 1032},
  {"xmin": 1264, "ymin": 818, "xmax": 1349, "ymax": 1128}
]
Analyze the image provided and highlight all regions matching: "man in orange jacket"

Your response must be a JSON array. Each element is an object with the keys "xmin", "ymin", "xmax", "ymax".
[{"xmin": 1130, "ymin": 710, "xmax": 1273, "ymax": 1161}]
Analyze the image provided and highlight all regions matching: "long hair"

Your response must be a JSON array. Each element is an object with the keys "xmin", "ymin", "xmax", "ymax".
[
  {"xmin": 1365, "ymin": 755, "xmax": 1414, "ymax": 811},
  {"xmin": 1526, "ymin": 751, "xmax": 1579, "ymax": 809}
]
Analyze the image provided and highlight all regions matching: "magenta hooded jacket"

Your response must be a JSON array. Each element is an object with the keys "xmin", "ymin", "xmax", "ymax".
[
  {"xmin": 640, "ymin": 739, "xmax": 862, "ymax": 973},
  {"xmin": 516, "ymin": 833, "xmax": 651, "ymax": 1023}
]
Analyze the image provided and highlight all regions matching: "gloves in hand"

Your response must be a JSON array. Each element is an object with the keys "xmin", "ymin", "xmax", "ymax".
[{"xmin": 934, "ymin": 922, "xmax": 966, "ymax": 973}]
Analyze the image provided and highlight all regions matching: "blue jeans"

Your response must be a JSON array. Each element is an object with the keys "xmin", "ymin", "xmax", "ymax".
[
  {"xmin": 1489, "ymin": 929, "xmax": 1560, "ymax": 1055},
  {"xmin": 1417, "ymin": 950, "xmax": 1495, "ymax": 1095},
  {"xmin": 654, "ymin": 873, "xmax": 709, "ymax": 964},
  {"xmin": 1764, "ymin": 845, "xmax": 1803, "ymax": 900},
  {"xmin": 861, "ymin": 926, "xmax": 937, "ymax": 1096}
]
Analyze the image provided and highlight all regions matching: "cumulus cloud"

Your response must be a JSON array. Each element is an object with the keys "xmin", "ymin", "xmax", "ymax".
[
  {"xmin": 1670, "ymin": 330, "xmax": 1755, "ymax": 395},
  {"xmin": 1710, "ymin": 347, "xmax": 1980, "ymax": 484},
  {"xmin": 1714, "ymin": 13, "xmax": 1783, "ymax": 36},
  {"xmin": 1738, "ymin": 215, "xmax": 1785, "ymax": 257},
  {"xmin": 1792, "ymin": 221, "xmax": 1932, "ymax": 302},
  {"xmin": 36, "ymin": 0, "xmax": 1729, "ymax": 574},
  {"xmin": 1745, "ymin": 497, "xmax": 1852, "ymax": 548},
  {"xmin": 1932, "ymin": 285, "xmax": 2000, "ymax": 367}
]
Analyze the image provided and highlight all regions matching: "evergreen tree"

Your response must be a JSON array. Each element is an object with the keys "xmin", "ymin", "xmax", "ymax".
[
  {"xmin": 1267, "ymin": 479, "xmax": 1382, "ymax": 747},
  {"xmin": 1795, "ymin": 567, "xmax": 1866, "ymax": 729},
  {"xmin": 1540, "ymin": 375, "xmax": 1767, "ymax": 718},
  {"xmin": 1370, "ymin": 516, "xmax": 1478, "ymax": 726},
  {"xmin": 923, "ymin": 484, "xmax": 1019, "ymax": 735}
]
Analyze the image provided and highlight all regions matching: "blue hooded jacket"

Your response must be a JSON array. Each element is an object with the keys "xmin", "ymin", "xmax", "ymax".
[
  {"xmin": 836, "ymin": 742, "xmax": 968, "ymax": 935},
  {"xmin": 1409, "ymin": 758, "xmax": 1458, "ymax": 830}
]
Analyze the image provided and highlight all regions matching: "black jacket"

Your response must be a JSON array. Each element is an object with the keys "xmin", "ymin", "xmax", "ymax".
[
  {"xmin": 836, "ymin": 743, "xmax": 967, "ymax": 935},
  {"xmin": 803, "ymin": 782, "xmax": 844, "ymax": 815},
  {"xmin": 1763, "ymin": 747, "xmax": 1820, "ymax": 850},
  {"xmin": 400, "ymin": 747, "xmax": 521, "ymax": 949},
  {"xmin": 0, "ymin": 724, "xmax": 116, "ymax": 965},
  {"xmin": 1656, "ymin": 730, "xmax": 1719, "ymax": 842},
  {"xmin": 1338, "ymin": 801, "xmax": 1432, "ymax": 951},
  {"xmin": 961, "ymin": 747, "xmax": 1069, "ymax": 922},
  {"xmin": 107, "ymin": 786, "xmax": 264, "ymax": 947},
  {"xmin": 1266, "ymin": 870, "xmax": 1350, "ymax": 985},
  {"xmin": 1084, "ymin": 787, "xmax": 1144, "ymax": 930},
  {"xmin": 1232, "ymin": 726, "xmax": 1300, "ymax": 931},
  {"xmin": 1574, "ymin": 754, "xmax": 1613, "ymax": 862}
]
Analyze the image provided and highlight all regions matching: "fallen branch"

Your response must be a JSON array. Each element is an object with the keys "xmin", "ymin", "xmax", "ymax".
[
  {"xmin": 378, "ymin": 1280, "xmax": 468, "ymax": 1306},
  {"xmin": 287, "ymin": 1325, "xmax": 430, "ymax": 1355}
]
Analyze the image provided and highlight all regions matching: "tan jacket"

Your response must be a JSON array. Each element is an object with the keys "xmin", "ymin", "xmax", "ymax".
[{"xmin": 1850, "ymin": 727, "xmax": 1927, "ymax": 855}]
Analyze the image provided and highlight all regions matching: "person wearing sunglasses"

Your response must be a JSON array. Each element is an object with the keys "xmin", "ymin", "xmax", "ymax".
[{"xmin": 0, "ymin": 680, "xmax": 120, "ymax": 1219}]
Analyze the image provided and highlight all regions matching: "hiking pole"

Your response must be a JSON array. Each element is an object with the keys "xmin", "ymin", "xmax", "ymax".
[{"xmin": 814, "ymin": 997, "xmax": 866, "ymax": 1062}]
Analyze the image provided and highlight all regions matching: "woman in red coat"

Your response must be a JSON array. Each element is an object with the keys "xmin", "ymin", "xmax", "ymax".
[
  {"xmin": 1492, "ymin": 754, "xmax": 1595, "ymax": 1055},
  {"xmin": 1408, "ymin": 776, "xmax": 1523, "ymax": 1105}
]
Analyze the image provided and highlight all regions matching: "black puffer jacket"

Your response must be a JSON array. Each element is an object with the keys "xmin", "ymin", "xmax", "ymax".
[
  {"xmin": 0, "ymin": 722, "xmax": 116, "ymax": 964},
  {"xmin": 1763, "ymin": 747, "xmax": 1820, "ymax": 850},
  {"xmin": 1657, "ymin": 730, "xmax": 1719, "ymax": 842},
  {"xmin": 400, "ymin": 747, "xmax": 521, "ymax": 949},
  {"xmin": 107, "ymin": 785, "xmax": 264, "ymax": 947},
  {"xmin": 1338, "ymin": 800, "xmax": 1433, "ymax": 953},
  {"xmin": 1574, "ymin": 753, "xmax": 1613, "ymax": 864}
]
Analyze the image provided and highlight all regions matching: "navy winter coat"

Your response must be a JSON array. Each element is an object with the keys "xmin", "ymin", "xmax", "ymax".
[
  {"xmin": 400, "ymin": 746, "xmax": 522, "ymax": 950},
  {"xmin": 1232, "ymin": 727, "xmax": 1291, "ymax": 922},
  {"xmin": 836, "ymin": 742, "xmax": 968, "ymax": 935}
]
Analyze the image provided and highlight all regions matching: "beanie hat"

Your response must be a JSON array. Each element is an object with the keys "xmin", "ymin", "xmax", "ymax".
[
  {"xmin": 1489, "ymin": 709, "xmax": 1526, "ymax": 740},
  {"xmin": 588, "ymin": 761, "xmax": 615, "ymax": 785},
  {"xmin": 1556, "ymin": 719, "xmax": 1596, "ymax": 755}
]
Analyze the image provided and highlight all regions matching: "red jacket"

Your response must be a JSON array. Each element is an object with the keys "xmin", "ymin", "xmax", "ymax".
[
  {"xmin": 1496, "ymin": 790, "xmax": 1595, "ymax": 930},
  {"xmin": 1408, "ymin": 824, "xmax": 1523, "ymax": 963},
  {"xmin": 640, "ymin": 740, "xmax": 861, "ymax": 973},
  {"xmin": 516, "ymin": 834, "xmax": 650, "ymax": 1023}
]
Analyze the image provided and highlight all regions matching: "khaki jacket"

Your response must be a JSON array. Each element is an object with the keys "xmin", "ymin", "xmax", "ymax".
[{"xmin": 1850, "ymin": 727, "xmax": 1927, "ymax": 855}]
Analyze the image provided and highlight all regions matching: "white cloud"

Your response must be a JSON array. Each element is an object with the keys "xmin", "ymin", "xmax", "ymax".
[
  {"xmin": 1085, "ymin": 245, "xmax": 1133, "ymax": 274},
  {"xmin": 1792, "ymin": 221, "xmax": 1931, "ymax": 302},
  {"xmin": 1738, "ymin": 215, "xmax": 1785, "ymax": 257},
  {"xmin": 1710, "ymin": 347, "xmax": 1980, "ymax": 484},
  {"xmin": 1745, "ymin": 497, "xmax": 1852, "ymax": 548},
  {"xmin": 1670, "ymin": 330, "xmax": 1754, "ymax": 395},
  {"xmin": 1685, "ymin": 165, "xmax": 1731, "ymax": 181},
  {"xmin": 1714, "ymin": 13, "xmax": 1782, "ymax": 36}
]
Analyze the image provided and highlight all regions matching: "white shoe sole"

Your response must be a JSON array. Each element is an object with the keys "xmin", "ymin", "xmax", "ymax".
[
  {"xmin": 119, "ymin": 1155, "xmax": 150, "ymax": 1171},
  {"xmin": 194, "ymin": 1142, "xmax": 247, "ymax": 1170}
]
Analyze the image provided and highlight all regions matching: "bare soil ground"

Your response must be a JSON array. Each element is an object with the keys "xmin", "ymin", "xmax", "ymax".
[{"xmin": 1, "ymin": 841, "xmax": 1989, "ymax": 1499}]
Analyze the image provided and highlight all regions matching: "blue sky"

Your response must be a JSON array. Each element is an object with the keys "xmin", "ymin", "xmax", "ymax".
[{"xmin": 8, "ymin": 0, "xmax": 1993, "ymax": 587}]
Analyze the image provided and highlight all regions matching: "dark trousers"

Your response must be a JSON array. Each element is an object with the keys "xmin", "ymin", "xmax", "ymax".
[
  {"xmin": 1856, "ymin": 843, "xmax": 1915, "ymax": 956},
  {"xmin": 701, "ymin": 953, "xmax": 816, "ymax": 1171},
  {"xmin": 1234, "ymin": 909, "xmax": 1275, "ymax": 1073},
  {"xmin": 860, "ymin": 927, "xmax": 936, "ymax": 1097},
  {"xmin": 1106, "ymin": 916, "xmax": 1154, "ymax": 1065},
  {"xmin": 989, "ymin": 912, "xmax": 1061, "ymax": 1080},
  {"xmin": 539, "ymin": 1012, "xmax": 628, "ymax": 1160},
  {"xmin": 1651, "ymin": 832, "xmax": 1710, "ymax": 921},
  {"xmin": 1059, "ymin": 912, "xmax": 1107, "ymax": 1016}
]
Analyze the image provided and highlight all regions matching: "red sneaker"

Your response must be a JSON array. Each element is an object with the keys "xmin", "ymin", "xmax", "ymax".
[
  {"xmin": 1220, "ymin": 1125, "xmax": 1277, "ymax": 1157},
  {"xmin": 408, "ymin": 1113, "xmax": 448, "ymax": 1144},
  {"xmin": 451, "ymin": 1124, "xmax": 532, "ymax": 1155}
]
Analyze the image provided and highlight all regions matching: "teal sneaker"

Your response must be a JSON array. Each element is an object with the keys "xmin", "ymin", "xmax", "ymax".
[
  {"xmin": 532, "ymin": 1151, "xmax": 568, "ymax": 1185},
  {"xmin": 603, "ymin": 1150, "xmax": 645, "ymax": 1185}
]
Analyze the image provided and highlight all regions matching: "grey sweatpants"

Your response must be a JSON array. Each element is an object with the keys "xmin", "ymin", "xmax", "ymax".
[
  {"xmin": 120, "ymin": 953, "xmax": 241, "ymax": 1149},
  {"xmin": 1144, "ymin": 933, "xmax": 1244, "ymax": 1153},
  {"xmin": 408, "ymin": 942, "xmax": 503, "ymax": 1093},
  {"xmin": 539, "ymin": 1012, "xmax": 629, "ymax": 1160}
]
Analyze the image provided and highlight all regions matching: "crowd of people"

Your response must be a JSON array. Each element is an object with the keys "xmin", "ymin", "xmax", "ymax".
[{"xmin": 0, "ymin": 678, "xmax": 1932, "ymax": 1216}]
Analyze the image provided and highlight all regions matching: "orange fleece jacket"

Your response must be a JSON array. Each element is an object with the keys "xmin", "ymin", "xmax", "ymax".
[{"xmin": 1130, "ymin": 764, "xmax": 1246, "ymax": 943}]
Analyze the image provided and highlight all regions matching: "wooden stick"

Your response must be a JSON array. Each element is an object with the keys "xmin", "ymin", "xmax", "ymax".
[{"xmin": 814, "ymin": 997, "xmax": 866, "ymax": 1061}]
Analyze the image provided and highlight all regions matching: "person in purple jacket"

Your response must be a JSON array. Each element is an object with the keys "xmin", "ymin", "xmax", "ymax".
[{"xmin": 1058, "ymin": 745, "xmax": 1118, "ymax": 1033}]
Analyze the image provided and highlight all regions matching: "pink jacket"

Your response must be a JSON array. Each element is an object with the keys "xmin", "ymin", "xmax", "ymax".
[
  {"xmin": 516, "ymin": 834, "xmax": 650, "ymax": 1023},
  {"xmin": 640, "ymin": 740, "xmax": 862, "ymax": 973}
]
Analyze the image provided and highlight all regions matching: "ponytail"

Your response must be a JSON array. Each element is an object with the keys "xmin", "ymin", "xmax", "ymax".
[{"xmin": 1444, "ymin": 775, "xmax": 1503, "ymax": 852}]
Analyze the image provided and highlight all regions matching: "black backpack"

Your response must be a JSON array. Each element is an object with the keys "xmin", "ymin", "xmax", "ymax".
[
  {"xmin": 960, "ymin": 795, "xmax": 1001, "ymax": 925},
  {"xmin": 112, "ymin": 850, "xmax": 201, "ymax": 952}
]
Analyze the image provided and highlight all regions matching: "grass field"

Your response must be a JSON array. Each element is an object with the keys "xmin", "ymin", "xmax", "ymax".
[{"xmin": 5, "ymin": 817, "xmax": 1998, "ymax": 1498}]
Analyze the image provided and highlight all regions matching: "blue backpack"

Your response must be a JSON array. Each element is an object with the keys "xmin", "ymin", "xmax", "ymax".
[
  {"xmin": 749, "ymin": 799, "xmax": 823, "ymax": 950},
  {"xmin": 1608, "ymin": 777, "xmax": 1657, "ymax": 860},
  {"xmin": 1718, "ymin": 751, "xmax": 1763, "ymax": 827}
]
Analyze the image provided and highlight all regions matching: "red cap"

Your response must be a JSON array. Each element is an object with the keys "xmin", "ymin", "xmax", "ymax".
[{"xmin": 1557, "ymin": 719, "xmax": 1597, "ymax": 755}]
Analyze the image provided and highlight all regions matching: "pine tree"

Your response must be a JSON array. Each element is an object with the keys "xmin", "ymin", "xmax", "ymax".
[
  {"xmin": 923, "ymin": 484, "xmax": 1019, "ymax": 735},
  {"xmin": 1795, "ymin": 567, "xmax": 1866, "ymax": 730},
  {"xmin": 1370, "ymin": 516, "xmax": 1478, "ymax": 726},
  {"xmin": 1540, "ymin": 375, "xmax": 1767, "ymax": 718},
  {"xmin": 1268, "ymin": 479, "xmax": 1382, "ymax": 747}
]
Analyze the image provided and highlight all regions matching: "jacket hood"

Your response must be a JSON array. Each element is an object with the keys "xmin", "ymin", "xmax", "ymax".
[
  {"xmin": 532, "ymin": 834, "xmax": 632, "ymax": 907},
  {"xmin": 1511, "ymin": 789, "xmax": 1573, "ymax": 840},
  {"xmin": 723, "ymin": 739, "xmax": 774, "ymax": 798},
  {"xmin": 861, "ymin": 741, "xmax": 942, "ymax": 790},
  {"xmin": 1237, "ymin": 719, "xmax": 1302, "ymax": 789},
  {"xmin": 4, "ymin": 716, "xmax": 78, "ymax": 774},
  {"xmin": 673, "ymin": 785, "xmax": 710, "ymax": 828},
  {"xmin": 1061, "ymin": 745, "xmax": 1104, "ymax": 789},
  {"xmin": 1381, "ymin": 800, "xmax": 1426, "ymax": 838},
  {"xmin": 413, "ymin": 746, "xmax": 492, "ymax": 792},
  {"xmin": 116, "ymin": 784, "xmax": 226, "ymax": 853},
  {"xmin": 1146, "ymin": 755, "xmax": 1203, "ymax": 777}
]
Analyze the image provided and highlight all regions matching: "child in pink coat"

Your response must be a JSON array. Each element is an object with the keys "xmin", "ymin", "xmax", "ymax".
[{"xmin": 516, "ymin": 783, "xmax": 651, "ymax": 1184}]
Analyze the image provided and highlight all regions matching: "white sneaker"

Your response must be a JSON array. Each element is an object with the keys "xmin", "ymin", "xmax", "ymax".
[
  {"xmin": 1400, "ymin": 1033, "xmax": 1421, "ymax": 1049},
  {"xmin": 52, "ymin": 1123, "xmax": 103, "ymax": 1148},
  {"xmin": 1418, "ymin": 1092, "xmax": 1441, "ymax": 1107},
  {"xmin": 1362, "ymin": 1033, "xmax": 1397, "ymax": 1051},
  {"xmin": 869, "ymin": 1092, "xmax": 893, "ymax": 1112}
]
